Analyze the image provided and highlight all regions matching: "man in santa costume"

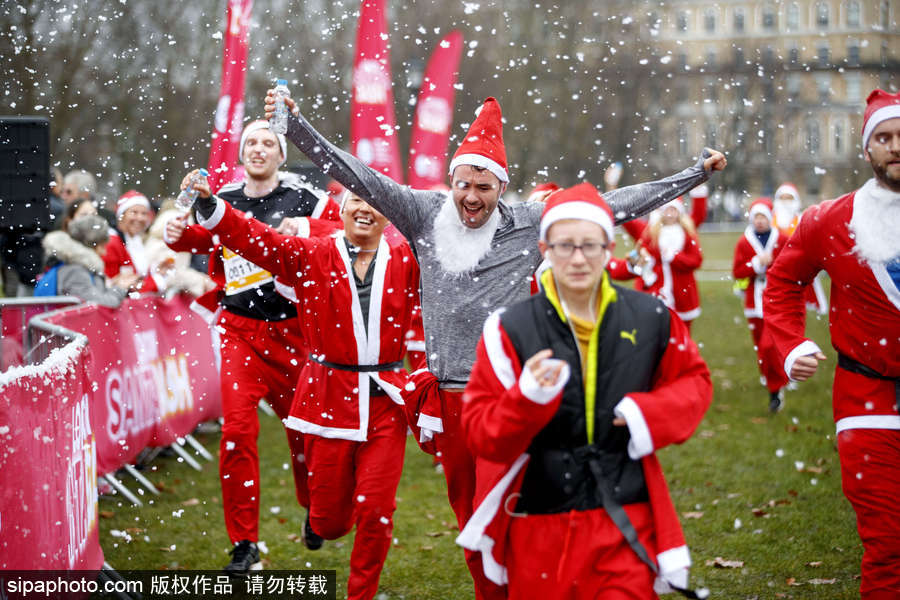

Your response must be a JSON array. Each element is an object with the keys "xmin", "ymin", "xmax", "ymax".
[
  {"xmin": 164, "ymin": 119, "xmax": 340, "ymax": 575},
  {"xmin": 764, "ymin": 89, "xmax": 900, "ymax": 598},
  {"xmin": 772, "ymin": 182, "xmax": 828, "ymax": 315},
  {"xmin": 733, "ymin": 197, "xmax": 789, "ymax": 413},
  {"xmin": 265, "ymin": 89, "xmax": 726, "ymax": 598},
  {"xmin": 459, "ymin": 183, "xmax": 712, "ymax": 599},
  {"xmin": 185, "ymin": 176, "xmax": 419, "ymax": 600}
]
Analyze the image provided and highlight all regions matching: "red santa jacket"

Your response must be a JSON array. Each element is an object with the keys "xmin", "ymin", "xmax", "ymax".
[
  {"xmin": 627, "ymin": 221, "xmax": 703, "ymax": 321},
  {"xmin": 732, "ymin": 227, "xmax": 783, "ymax": 319},
  {"xmin": 764, "ymin": 188, "xmax": 900, "ymax": 431},
  {"xmin": 103, "ymin": 231, "xmax": 160, "ymax": 293},
  {"xmin": 199, "ymin": 198, "xmax": 421, "ymax": 441},
  {"xmin": 165, "ymin": 199, "xmax": 341, "ymax": 323},
  {"xmin": 458, "ymin": 270, "xmax": 711, "ymax": 591}
]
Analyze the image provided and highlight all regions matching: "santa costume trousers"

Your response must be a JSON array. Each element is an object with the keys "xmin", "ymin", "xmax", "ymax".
[
  {"xmin": 434, "ymin": 389, "xmax": 507, "ymax": 600},
  {"xmin": 218, "ymin": 311, "xmax": 309, "ymax": 544},
  {"xmin": 838, "ymin": 428, "xmax": 900, "ymax": 599},
  {"xmin": 507, "ymin": 503, "xmax": 658, "ymax": 600},
  {"xmin": 304, "ymin": 395, "xmax": 406, "ymax": 600},
  {"xmin": 746, "ymin": 317, "xmax": 788, "ymax": 393}
]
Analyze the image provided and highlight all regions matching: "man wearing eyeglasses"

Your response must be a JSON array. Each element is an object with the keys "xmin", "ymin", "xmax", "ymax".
[{"xmin": 460, "ymin": 183, "xmax": 712, "ymax": 598}]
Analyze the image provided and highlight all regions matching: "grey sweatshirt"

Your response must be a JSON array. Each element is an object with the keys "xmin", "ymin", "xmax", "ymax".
[{"xmin": 286, "ymin": 112, "xmax": 711, "ymax": 386}]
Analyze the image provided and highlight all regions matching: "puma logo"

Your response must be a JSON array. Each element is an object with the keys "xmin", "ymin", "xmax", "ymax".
[{"xmin": 620, "ymin": 329, "xmax": 637, "ymax": 345}]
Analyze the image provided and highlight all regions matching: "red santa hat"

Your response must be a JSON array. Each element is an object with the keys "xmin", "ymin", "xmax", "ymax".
[
  {"xmin": 526, "ymin": 182, "xmax": 560, "ymax": 203},
  {"xmin": 773, "ymin": 182, "xmax": 800, "ymax": 204},
  {"xmin": 239, "ymin": 119, "xmax": 287, "ymax": 165},
  {"xmin": 862, "ymin": 89, "xmax": 900, "ymax": 151},
  {"xmin": 748, "ymin": 197, "xmax": 773, "ymax": 222},
  {"xmin": 448, "ymin": 97, "xmax": 509, "ymax": 184},
  {"xmin": 116, "ymin": 190, "xmax": 151, "ymax": 220},
  {"xmin": 539, "ymin": 182, "xmax": 614, "ymax": 243}
]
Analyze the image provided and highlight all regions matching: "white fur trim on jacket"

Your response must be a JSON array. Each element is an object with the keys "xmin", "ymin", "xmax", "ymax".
[
  {"xmin": 518, "ymin": 360, "xmax": 570, "ymax": 405},
  {"xmin": 197, "ymin": 196, "xmax": 227, "ymax": 230},
  {"xmin": 614, "ymin": 396, "xmax": 654, "ymax": 459},
  {"xmin": 784, "ymin": 340, "xmax": 823, "ymax": 382},
  {"xmin": 482, "ymin": 309, "xmax": 516, "ymax": 389}
]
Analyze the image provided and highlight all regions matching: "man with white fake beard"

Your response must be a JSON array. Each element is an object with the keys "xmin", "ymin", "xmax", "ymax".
[
  {"xmin": 764, "ymin": 89, "xmax": 900, "ymax": 599},
  {"xmin": 266, "ymin": 91, "xmax": 726, "ymax": 599}
]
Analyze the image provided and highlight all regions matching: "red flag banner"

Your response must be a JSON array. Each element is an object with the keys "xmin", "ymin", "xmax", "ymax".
[
  {"xmin": 0, "ymin": 341, "xmax": 104, "ymax": 569},
  {"xmin": 351, "ymin": 0, "xmax": 403, "ymax": 181},
  {"xmin": 207, "ymin": 0, "xmax": 253, "ymax": 193},
  {"xmin": 406, "ymin": 30, "xmax": 463, "ymax": 189}
]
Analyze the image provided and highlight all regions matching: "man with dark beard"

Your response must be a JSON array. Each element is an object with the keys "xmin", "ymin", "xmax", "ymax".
[
  {"xmin": 266, "ymin": 91, "xmax": 726, "ymax": 599},
  {"xmin": 764, "ymin": 88, "xmax": 900, "ymax": 599}
]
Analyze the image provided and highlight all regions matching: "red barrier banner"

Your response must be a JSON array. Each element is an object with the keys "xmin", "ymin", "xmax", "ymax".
[
  {"xmin": 0, "ymin": 341, "xmax": 104, "ymax": 570},
  {"xmin": 207, "ymin": 0, "xmax": 254, "ymax": 192},
  {"xmin": 351, "ymin": 0, "xmax": 403, "ymax": 181},
  {"xmin": 406, "ymin": 30, "xmax": 463, "ymax": 190},
  {"xmin": 42, "ymin": 295, "xmax": 220, "ymax": 475}
]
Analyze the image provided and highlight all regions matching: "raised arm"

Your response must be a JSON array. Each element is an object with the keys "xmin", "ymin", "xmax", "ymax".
[
  {"xmin": 266, "ymin": 91, "xmax": 437, "ymax": 240},
  {"xmin": 607, "ymin": 149, "xmax": 725, "ymax": 225}
]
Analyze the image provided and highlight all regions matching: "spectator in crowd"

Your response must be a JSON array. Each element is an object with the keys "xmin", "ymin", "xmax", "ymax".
[
  {"xmin": 142, "ymin": 202, "xmax": 215, "ymax": 298},
  {"xmin": 164, "ymin": 119, "xmax": 340, "ymax": 576},
  {"xmin": 460, "ymin": 183, "xmax": 712, "ymax": 598},
  {"xmin": 48, "ymin": 166, "xmax": 65, "ymax": 230},
  {"xmin": 733, "ymin": 197, "xmax": 789, "ymax": 413},
  {"xmin": 104, "ymin": 190, "xmax": 154, "ymax": 285},
  {"xmin": 764, "ymin": 89, "xmax": 900, "ymax": 599},
  {"xmin": 60, "ymin": 169, "xmax": 96, "ymax": 207},
  {"xmin": 38, "ymin": 214, "xmax": 140, "ymax": 307},
  {"xmin": 60, "ymin": 197, "xmax": 98, "ymax": 233}
]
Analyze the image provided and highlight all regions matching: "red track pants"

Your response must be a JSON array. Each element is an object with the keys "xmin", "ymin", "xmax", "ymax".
[
  {"xmin": 218, "ymin": 311, "xmax": 308, "ymax": 544},
  {"xmin": 838, "ymin": 428, "xmax": 900, "ymax": 599},
  {"xmin": 304, "ymin": 396, "xmax": 406, "ymax": 600},
  {"xmin": 434, "ymin": 389, "xmax": 507, "ymax": 600},
  {"xmin": 747, "ymin": 317, "xmax": 788, "ymax": 393}
]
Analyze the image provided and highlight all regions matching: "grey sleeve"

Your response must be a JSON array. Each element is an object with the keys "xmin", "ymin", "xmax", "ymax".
[
  {"xmin": 58, "ymin": 266, "xmax": 127, "ymax": 308},
  {"xmin": 605, "ymin": 151, "xmax": 712, "ymax": 225},
  {"xmin": 285, "ymin": 112, "xmax": 437, "ymax": 240}
]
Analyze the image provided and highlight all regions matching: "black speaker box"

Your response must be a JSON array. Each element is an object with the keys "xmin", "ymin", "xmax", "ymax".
[{"xmin": 0, "ymin": 116, "xmax": 51, "ymax": 231}]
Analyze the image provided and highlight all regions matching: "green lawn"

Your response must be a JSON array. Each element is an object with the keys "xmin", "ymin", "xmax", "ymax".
[{"xmin": 100, "ymin": 232, "xmax": 860, "ymax": 599}]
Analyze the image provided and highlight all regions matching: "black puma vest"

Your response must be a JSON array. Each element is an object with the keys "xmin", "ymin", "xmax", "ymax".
[{"xmin": 500, "ymin": 284, "xmax": 670, "ymax": 514}]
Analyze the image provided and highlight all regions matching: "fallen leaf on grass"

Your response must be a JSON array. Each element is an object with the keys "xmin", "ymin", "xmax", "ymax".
[
  {"xmin": 699, "ymin": 430, "xmax": 715, "ymax": 438},
  {"xmin": 806, "ymin": 561, "xmax": 823, "ymax": 568},
  {"xmin": 421, "ymin": 545, "xmax": 434, "ymax": 551},
  {"xmin": 751, "ymin": 508, "xmax": 768, "ymax": 517},
  {"xmin": 705, "ymin": 557, "xmax": 744, "ymax": 568},
  {"xmin": 125, "ymin": 528, "xmax": 144, "ymax": 534},
  {"xmin": 99, "ymin": 510, "xmax": 115, "ymax": 519},
  {"xmin": 287, "ymin": 533, "xmax": 300, "ymax": 543},
  {"xmin": 426, "ymin": 531, "xmax": 448, "ymax": 537},
  {"xmin": 180, "ymin": 498, "xmax": 200, "ymax": 506},
  {"xmin": 682, "ymin": 512, "xmax": 704, "ymax": 519},
  {"xmin": 808, "ymin": 578, "xmax": 837, "ymax": 585},
  {"xmin": 750, "ymin": 417, "xmax": 768, "ymax": 424}
]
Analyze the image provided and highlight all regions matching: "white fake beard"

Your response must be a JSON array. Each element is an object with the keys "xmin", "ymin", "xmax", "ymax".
[
  {"xmin": 772, "ymin": 201, "xmax": 796, "ymax": 230},
  {"xmin": 658, "ymin": 223, "xmax": 685, "ymax": 259},
  {"xmin": 431, "ymin": 195, "xmax": 501, "ymax": 273},
  {"xmin": 850, "ymin": 178, "xmax": 900, "ymax": 264}
]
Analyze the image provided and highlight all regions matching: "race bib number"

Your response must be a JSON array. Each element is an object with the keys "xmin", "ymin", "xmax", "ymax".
[{"xmin": 222, "ymin": 247, "xmax": 274, "ymax": 295}]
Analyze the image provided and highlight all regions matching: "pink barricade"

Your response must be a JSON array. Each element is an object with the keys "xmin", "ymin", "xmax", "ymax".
[
  {"xmin": 0, "ymin": 339, "xmax": 104, "ymax": 569},
  {"xmin": 41, "ymin": 294, "xmax": 221, "ymax": 475}
]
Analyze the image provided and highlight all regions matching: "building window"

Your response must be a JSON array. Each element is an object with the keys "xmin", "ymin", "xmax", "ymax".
[
  {"xmin": 734, "ymin": 45, "xmax": 745, "ymax": 66},
  {"xmin": 762, "ymin": 5, "xmax": 777, "ymax": 30},
  {"xmin": 806, "ymin": 120, "xmax": 820, "ymax": 154},
  {"xmin": 677, "ymin": 11, "xmax": 689, "ymax": 32},
  {"xmin": 816, "ymin": 2, "xmax": 830, "ymax": 28},
  {"xmin": 734, "ymin": 8, "xmax": 745, "ymax": 32},
  {"xmin": 788, "ymin": 46, "xmax": 800, "ymax": 65},
  {"xmin": 649, "ymin": 123, "xmax": 659, "ymax": 154},
  {"xmin": 648, "ymin": 11, "xmax": 661, "ymax": 34},
  {"xmin": 833, "ymin": 122, "xmax": 843, "ymax": 155},
  {"xmin": 845, "ymin": 72, "xmax": 862, "ymax": 102},
  {"xmin": 815, "ymin": 74, "xmax": 831, "ymax": 102},
  {"xmin": 762, "ymin": 46, "xmax": 776, "ymax": 65},
  {"xmin": 847, "ymin": 1, "xmax": 861, "ymax": 27},
  {"xmin": 705, "ymin": 49, "xmax": 717, "ymax": 69},
  {"xmin": 704, "ymin": 8, "xmax": 716, "ymax": 33},
  {"xmin": 787, "ymin": 3, "xmax": 800, "ymax": 30},
  {"xmin": 882, "ymin": 41, "xmax": 890, "ymax": 67},
  {"xmin": 847, "ymin": 41, "xmax": 861, "ymax": 65},
  {"xmin": 705, "ymin": 122, "xmax": 718, "ymax": 147},
  {"xmin": 881, "ymin": 1, "xmax": 890, "ymax": 29},
  {"xmin": 678, "ymin": 51, "xmax": 689, "ymax": 70},
  {"xmin": 817, "ymin": 44, "xmax": 830, "ymax": 66}
]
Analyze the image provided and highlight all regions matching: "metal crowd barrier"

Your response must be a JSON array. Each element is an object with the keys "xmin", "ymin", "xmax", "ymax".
[{"xmin": 0, "ymin": 295, "xmax": 82, "ymax": 368}]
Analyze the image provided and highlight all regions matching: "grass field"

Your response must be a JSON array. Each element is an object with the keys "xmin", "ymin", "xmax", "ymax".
[{"xmin": 99, "ymin": 232, "xmax": 862, "ymax": 599}]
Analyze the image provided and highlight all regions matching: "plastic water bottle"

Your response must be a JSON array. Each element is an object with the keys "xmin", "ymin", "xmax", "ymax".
[
  {"xmin": 271, "ymin": 79, "xmax": 290, "ymax": 135},
  {"xmin": 174, "ymin": 168, "xmax": 209, "ymax": 213}
]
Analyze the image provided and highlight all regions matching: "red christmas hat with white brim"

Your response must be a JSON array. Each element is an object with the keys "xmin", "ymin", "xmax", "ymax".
[
  {"xmin": 116, "ymin": 190, "xmax": 151, "ymax": 219},
  {"xmin": 862, "ymin": 89, "xmax": 900, "ymax": 151},
  {"xmin": 448, "ymin": 97, "xmax": 509, "ymax": 184},
  {"xmin": 748, "ymin": 197, "xmax": 773, "ymax": 222},
  {"xmin": 539, "ymin": 182, "xmax": 614, "ymax": 243}
]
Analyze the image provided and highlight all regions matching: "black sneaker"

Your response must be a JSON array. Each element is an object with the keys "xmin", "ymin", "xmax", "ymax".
[
  {"xmin": 224, "ymin": 540, "xmax": 261, "ymax": 576},
  {"xmin": 769, "ymin": 390, "xmax": 784, "ymax": 414},
  {"xmin": 302, "ymin": 515, "xmax": 324, "ymax": 551}
]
